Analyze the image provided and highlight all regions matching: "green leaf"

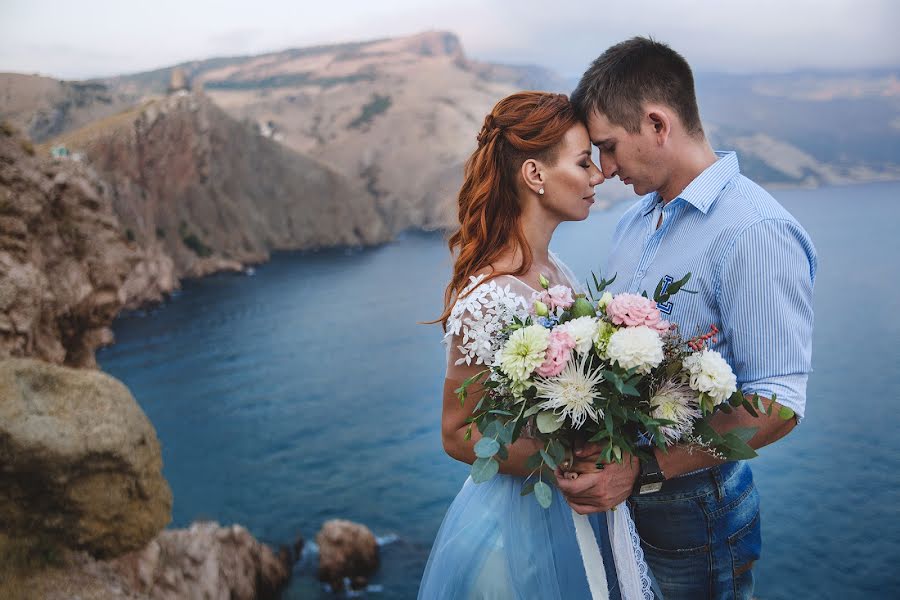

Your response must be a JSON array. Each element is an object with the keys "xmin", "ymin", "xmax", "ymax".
[
  {"xmin": 693, "ymin": 419, "xmax": 724, "ymax": 445},
  {"xmin": 488, "ymin": 409, "xmax": 514, "ymax": 416},
  {"xmin": 482, "ymin": 420, "xmax": 502, "ymax": 439},
  {"xmin": 520, "ymin": 481, "xmax": 536, "ymax": 496},
  {"xmin": 534, "ymin": 481, "xmax": 553, "ymax": 508},
  {"xmin": 539, "ymin": 449, "xmax": 558, "ymax": 470},
  {"xmin": 778, "ymin": 406, "xmax": 795, "ymax": 420},
  {"xmin": 523, "ymin": 404, "xmax": 543, "ymax": 418},
  {"xmin": 474, "ymin": 437, "xmax": 500, "ymax": 458},
  {"xmin": 525, "ymin": 451, "xmax": 543, "ymax": 471},
  {"xmin": 547, "ymin": 439, "xmax": 566, "ymax": 466},
  {"xmin": 720, "ymin": 433, "xmax": 759, "ymax": 460},
  {"xmin": 653, "ymin": 278, "xmax": 665, "ymax": 302},
  {"xmin": 471, "ymin": 457, "xmax": 499, "ymax": 483},
  {"xmin": 729, "ymin": 390, "xmax": 745, "ymax": 407},
  {"xmin": 588, "ymin": 429, "xmax": 610, "ymax": 443},
  {"xmin": 536, "ymin": 411, "xmax": 563, "ymax": 433},
  {"xmin": 726, "ymin": 426, "xmax": 759, "ymax": 444},
  {"xmin": 497, "ymin": 444, "xmax": 509, "ymax": 461},
  {"xmin": 741, "ymin": 398, "xmax": 759, "ymax": 418}
]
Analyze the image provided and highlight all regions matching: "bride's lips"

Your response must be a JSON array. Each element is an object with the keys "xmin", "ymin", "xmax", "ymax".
[{"xmin": 583, "ymin": 194, "xmax": 595, "ymax": 203}]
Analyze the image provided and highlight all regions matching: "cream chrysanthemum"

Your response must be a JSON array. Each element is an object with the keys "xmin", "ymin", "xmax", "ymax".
[
  {"xmin": 606, "ymin": 325, "xmax": 664, "ymax": 374},
  {"xmin": 497, "ymin": 324, "xmax": 550, "ymax": 382},
  {"xmin": 682, "ymin": 349, "xmax": 737, "ymax": 405},
  {"xmin": 534, "ymin": 353, "xmax": 605, "ymax": 429},
  {"xmin": 649, "ymin": 379, "xmax": 702, "ymax": 443}
]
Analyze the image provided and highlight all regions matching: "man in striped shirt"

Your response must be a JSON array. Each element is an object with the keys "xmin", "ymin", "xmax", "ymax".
[{"xmin": 557, "ymin": 37, "xmax": 817, "ymax": 599}]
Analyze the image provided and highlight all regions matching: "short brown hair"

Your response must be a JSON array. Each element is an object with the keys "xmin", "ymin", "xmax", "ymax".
[{"xmin": 571, "ymin": 37, "xmax": 703, "ymax": 136}]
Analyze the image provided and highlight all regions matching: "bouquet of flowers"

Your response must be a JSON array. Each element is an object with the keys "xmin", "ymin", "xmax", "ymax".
[{"xmin": 456, "ymin": 272, "xmax": 792, "ymax": 508}]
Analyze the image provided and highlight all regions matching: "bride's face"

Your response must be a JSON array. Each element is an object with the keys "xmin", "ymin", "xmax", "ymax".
[{"xmin": 540, "ymin": 123, "xmax": 605, "ymax": 222}]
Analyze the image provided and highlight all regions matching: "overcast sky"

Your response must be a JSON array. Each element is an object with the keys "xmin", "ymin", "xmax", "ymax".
[{"xmin": 1, "ymin": 0, "xmax": 898, "ymax": 80}]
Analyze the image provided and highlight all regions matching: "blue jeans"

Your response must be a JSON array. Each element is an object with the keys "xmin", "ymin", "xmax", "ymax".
[{"xmin": 629, "ymin": 461, "xmax": 761, "ymax": 600}]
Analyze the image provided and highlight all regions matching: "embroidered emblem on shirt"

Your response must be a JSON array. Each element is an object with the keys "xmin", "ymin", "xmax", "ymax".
[{"xmin": 657, "ymin": 275, "xmax": 674, "ymax": 314}]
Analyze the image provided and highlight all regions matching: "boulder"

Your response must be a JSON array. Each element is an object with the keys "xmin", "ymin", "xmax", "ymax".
[
  {"xmin": 0, "ymin": 358, "xmax": 172, "ymax": 560},
  {"xmin": 315, "ymin": 519, "xmax": 379, "ymax": 591}
]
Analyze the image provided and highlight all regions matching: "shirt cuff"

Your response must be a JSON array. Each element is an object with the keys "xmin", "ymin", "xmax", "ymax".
[{"xmin": 741, "ymin": 373, "xmax": 808, "ymax": 423}]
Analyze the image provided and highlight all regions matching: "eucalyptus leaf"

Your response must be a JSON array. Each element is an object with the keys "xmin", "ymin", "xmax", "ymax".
[
  {"xmin": 726, "ymin": 426, "xmax": 759, "ymax": 444},
  {"xmin": 534, "ymin": 481, "xmax": 553, "ymax": 508},
  {"xmin": 520, "ymin": 481, "xmax": 536, "ymax": 496},
  {"xmin": 525, "ymin": 451, "xmax": 544, "ymax": 471},
  {"xmin": 523, "ymin": 405, "xmax": 543, "ymax": 418},
  {"xmin": 778, "ymin": 406, "xmax": 795, "ymax": 420},
  {"xmin": 536, "ymin": 411, "xmax": 563, "ymax": 433},
  {"xmin": 741, "ymin": 398, "xmax": 759, "ymax": 418},
  {"xmin": 474, "ymin": 437, "xmax": 500, "ymax": 458},
  {"xmin": 472, "ymin": 457, "xmax": 499, "ymax": 483},
  {"xmin": 539, "ymin": 448, "xmax": 558, "ymax": 470},
  {"xmin": 547, "ymin": 439, "xmax": 565, "ymax": 465}
]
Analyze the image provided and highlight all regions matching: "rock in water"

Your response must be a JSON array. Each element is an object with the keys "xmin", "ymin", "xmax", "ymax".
[
  {"xmin": 315, "ymin": 519, "xmax": 380, "ymax": 591},
  {"xmin": 0, "ymin": 358, "xmax": 172, "ymax": 559}
]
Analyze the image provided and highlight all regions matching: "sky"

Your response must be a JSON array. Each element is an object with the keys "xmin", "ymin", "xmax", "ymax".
[{"xmin": 1, "ymin": 0, "xmax": 898, "ymax": 80}]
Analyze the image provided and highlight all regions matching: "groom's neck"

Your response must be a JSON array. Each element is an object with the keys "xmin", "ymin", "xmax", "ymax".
[{"xmin": 658, "ymin": 137, "xmax": 718, "ymax": 204}]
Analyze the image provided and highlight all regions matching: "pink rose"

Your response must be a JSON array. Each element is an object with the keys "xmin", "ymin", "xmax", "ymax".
[
  {"xmin": 530, "ymin": 285, "xmax": 575, "ymax": 314},
  {"xmin": 536, "ymin": 330, "xmax": 576, "ymax": 377},
  {"xmin": 606, "ymin": 293, "xmax": 671, "ymax": 333}
]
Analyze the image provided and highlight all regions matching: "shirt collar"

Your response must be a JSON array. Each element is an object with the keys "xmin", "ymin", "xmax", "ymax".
[{"xmin": 641, "ymin": 151, "xmax": 740, "ymax": 216}]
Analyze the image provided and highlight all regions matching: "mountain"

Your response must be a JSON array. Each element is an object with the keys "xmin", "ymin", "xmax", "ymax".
[
  {"xmin": 40, "ymin": 91, "xmax": 391, "ymax": 280},
  {"xmin": 101, "ymin": 31, "xmax": 570, "ymax": 230},
  {"xmin": 0, "ymin": 72, "xmax": 137, "ymax": 143}
]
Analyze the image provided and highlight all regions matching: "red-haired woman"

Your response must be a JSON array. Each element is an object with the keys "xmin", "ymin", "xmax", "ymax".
[{"xmin": 419, "ymin": 92, "xmax": 656, "ymax": 599}]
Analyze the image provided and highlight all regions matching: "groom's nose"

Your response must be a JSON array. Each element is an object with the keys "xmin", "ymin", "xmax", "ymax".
[{"xmin": 599, "ymin": 155, "xmax": 617, "ymax": 178}]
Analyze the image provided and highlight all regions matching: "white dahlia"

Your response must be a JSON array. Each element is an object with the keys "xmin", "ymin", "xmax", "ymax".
[
  {"xmin": 497, "ymin": 324, "xmax": 550, "ymax": 382},
  {"xmin": 682, "ymin": 349, "xmax": 737, "ymax": 405},
  {"xmin": 556, "ymin": 316, "xmax": 600, "ymax": 355},
  {"xmin": 606, "ymin": 326, "xmax": 664, "ymax": 374},
  {"xmin": 534, "ymin": 353, "xmax": 605, "ymax": 429},
  {"xmin": 649, "ymin": 379, "xmax": 702, "ymax": 443}
]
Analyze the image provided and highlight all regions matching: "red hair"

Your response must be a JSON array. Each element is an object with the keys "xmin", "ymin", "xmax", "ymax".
[{"xmin": 434, "ymin": 91, "xmax": 578, "ymax": 329}]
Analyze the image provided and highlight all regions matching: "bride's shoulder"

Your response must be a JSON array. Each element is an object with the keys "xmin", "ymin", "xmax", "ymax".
[{"xmin": 445, "ymin": 273, "xmax": 530, "ymax": 337}]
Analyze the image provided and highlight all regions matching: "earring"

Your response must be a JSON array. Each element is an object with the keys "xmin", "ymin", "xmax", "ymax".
[{"xmin": 538, "ymin": 187, "xmax": 544, "ymax": 195}]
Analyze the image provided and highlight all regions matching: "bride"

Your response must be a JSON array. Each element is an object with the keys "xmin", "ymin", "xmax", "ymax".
[{"xmin": 419, "ymin": 92, "xmax": 658, "ymax": 599}]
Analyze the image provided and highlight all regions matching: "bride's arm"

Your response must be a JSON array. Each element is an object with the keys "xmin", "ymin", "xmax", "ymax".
[{"xmin": 441, "ymin": 370, "xmax": 544, "ymax": 478}]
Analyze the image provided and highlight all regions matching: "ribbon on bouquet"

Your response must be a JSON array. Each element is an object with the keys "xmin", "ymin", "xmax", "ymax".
[{"xmin": 570, "ymin": 504, "xmax": 649, "ymax": 600}]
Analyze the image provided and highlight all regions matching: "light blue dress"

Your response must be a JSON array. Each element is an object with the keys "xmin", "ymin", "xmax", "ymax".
[
  {"xmin": 419, "ymin": 268, "xmax": 639, "ymax": 599},
  {"xmin": 418, "ymin": 474, "xmax": 621, "ymax": 599}
]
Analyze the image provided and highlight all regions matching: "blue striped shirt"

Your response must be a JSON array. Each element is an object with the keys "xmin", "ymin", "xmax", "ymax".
[{"xmin": 605, "ymin": 151, "xmax": 817, "ymax": 420}]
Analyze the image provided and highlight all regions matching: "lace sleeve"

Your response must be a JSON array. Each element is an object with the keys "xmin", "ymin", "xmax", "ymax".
[{"xmin": 444, "ymin": 275, "xmax": 529, "ymax": 380}]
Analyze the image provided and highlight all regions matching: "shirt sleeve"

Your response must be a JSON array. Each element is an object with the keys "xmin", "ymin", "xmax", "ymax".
[{"xmin": 716, "ymin": 218, "xmax": 817, "ymax": 420}]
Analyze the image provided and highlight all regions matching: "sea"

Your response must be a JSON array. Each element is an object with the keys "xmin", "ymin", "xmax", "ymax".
[{"xmin": 97, "ymin": 180, "xmax": 900, "ymax": 599}]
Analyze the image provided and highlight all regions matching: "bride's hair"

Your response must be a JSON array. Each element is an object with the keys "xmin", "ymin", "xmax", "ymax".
[{"xmin": 434, "ymin": 91, "xmax": 578, "ymax": 329}]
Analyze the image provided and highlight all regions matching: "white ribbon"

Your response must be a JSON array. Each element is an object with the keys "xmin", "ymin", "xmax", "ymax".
[{"xmin": 570, "ymin": 504, "xmax": 650, "ymax": 600}]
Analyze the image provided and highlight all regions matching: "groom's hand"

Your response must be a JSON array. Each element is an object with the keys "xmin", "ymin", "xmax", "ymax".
[{"xmin": 556, "ymin": 455, "xmax": 640, "ymax": 514}]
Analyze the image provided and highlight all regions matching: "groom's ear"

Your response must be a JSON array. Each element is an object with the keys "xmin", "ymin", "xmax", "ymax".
[
  {"xmin": 647, "ymin": 108, "xmax": 671, "ymax": 146},
  {"xmin": 521, "ymin": 158, "xmax": 544, "ymax": 193}
]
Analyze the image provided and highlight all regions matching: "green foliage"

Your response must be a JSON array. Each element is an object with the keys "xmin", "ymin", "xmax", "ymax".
[{"xmin": 348, "ymin": 94, "xmax": 392, "ymax": 130}]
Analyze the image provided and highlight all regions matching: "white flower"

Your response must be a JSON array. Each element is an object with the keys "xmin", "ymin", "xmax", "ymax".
[
  {"xmin": 649, "ymin": 379, "xmax": 702, "ymax": 443},
  {"xmin": 534, "ymin": 353, "xmax": 605, "ymax": 429},
  {"xmin": 556, "ymin": 316, "xmax": 599, "ymax": 355},
  {"xmin": 606, "ymin": 326, "xmax": 664, "ymax": 374},
  {"xmin": 682, "ymin": 349, "xmax": 737, "ymax": 405},
  {"xmin": 497, "ymin": 324, "xmax": 550, "ymax": 382},
  {"xmin": 598, "ymin": 291, "xmax": 613, "ymax": 310}
]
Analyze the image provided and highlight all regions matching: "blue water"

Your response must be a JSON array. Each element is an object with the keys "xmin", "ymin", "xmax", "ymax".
[{"xmin": 97, "ymin": 181, "xmax": 900, "ymax": 599}]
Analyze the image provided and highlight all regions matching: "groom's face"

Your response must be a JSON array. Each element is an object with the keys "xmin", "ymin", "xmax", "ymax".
[{"xmin": 585, "ymin": 109, "xmax": 660, "ymax": 196}]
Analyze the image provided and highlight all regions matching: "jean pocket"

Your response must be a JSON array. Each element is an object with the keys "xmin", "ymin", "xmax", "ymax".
[
  {"xmin": 632, "ymin": 497, "xmax": 709, "ymax": 554},
  {"xmin": 728, "ymin": 508, "xmax": 761, "ymax": 599}
]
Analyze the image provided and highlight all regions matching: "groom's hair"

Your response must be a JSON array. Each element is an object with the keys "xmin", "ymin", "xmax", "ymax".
[{"xmin": 571, "ymin": 37, "xmax": 703, "ymax": 136}]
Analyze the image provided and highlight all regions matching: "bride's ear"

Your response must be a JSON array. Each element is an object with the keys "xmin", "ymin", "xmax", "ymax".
[{"xmin": 521, "ymin": 158, "xmax": 545, "ymax": 195}]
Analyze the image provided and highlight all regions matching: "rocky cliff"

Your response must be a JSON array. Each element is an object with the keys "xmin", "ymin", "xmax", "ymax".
[
  {"xmin": 0, "ymin": 122, "xmax": 174, "ymax": 368},
  {"xmin": 45, "ymin": 90, "xmax": 391, "ymax": 281}
]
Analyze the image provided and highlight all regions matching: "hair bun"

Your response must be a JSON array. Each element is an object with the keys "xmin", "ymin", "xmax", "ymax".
[{"xmin": 476, "ymin": 113, "xmax": 503, "ymax": 147}]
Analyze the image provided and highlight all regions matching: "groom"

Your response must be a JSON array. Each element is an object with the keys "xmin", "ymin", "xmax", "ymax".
[{"xmin": 557, "ymin": 38, "xmax": 817, "ymax": 599}]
